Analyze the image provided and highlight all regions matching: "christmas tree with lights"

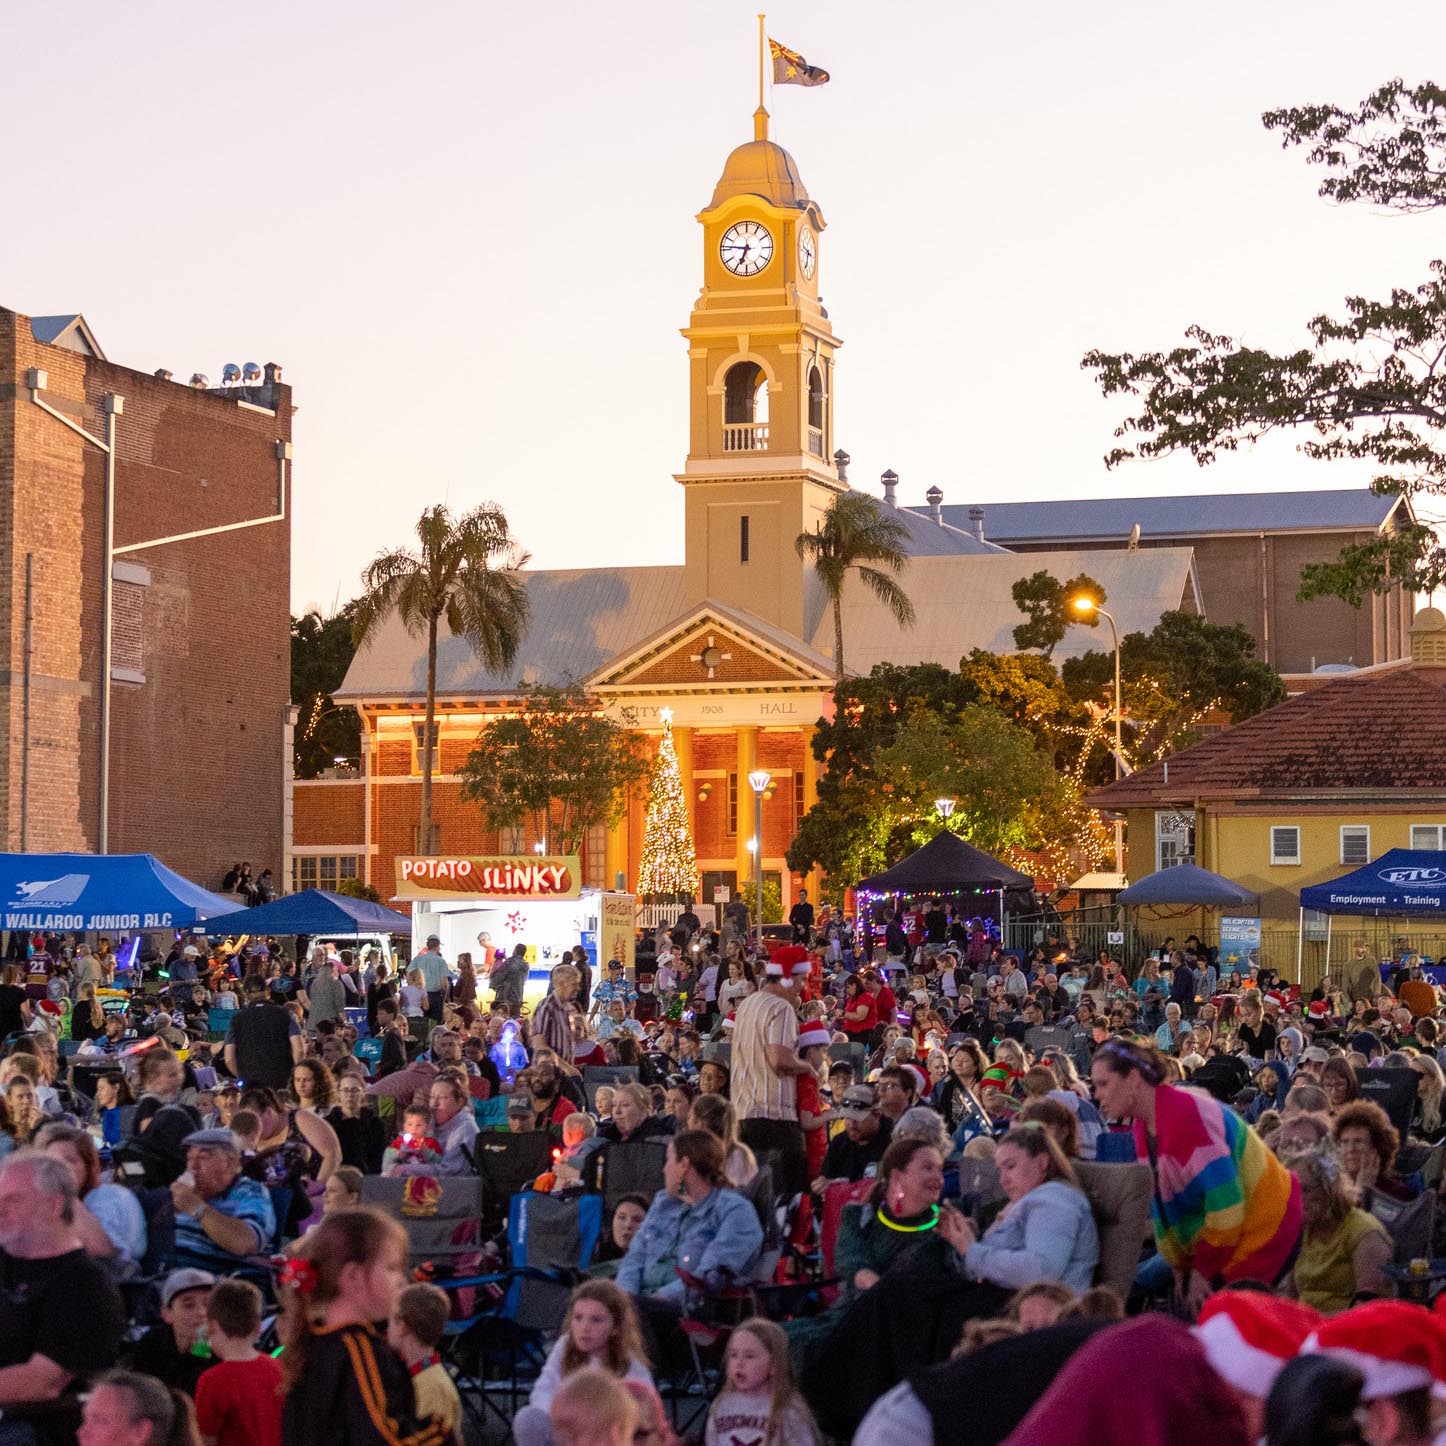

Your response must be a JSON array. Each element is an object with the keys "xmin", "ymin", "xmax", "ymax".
[{"xmin": 637, "ymin": 708, "xmax": 698, "ymax": 899}]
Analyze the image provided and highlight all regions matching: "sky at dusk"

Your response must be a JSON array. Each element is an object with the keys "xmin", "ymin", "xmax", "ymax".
[{"xmin": 7, "ymin": 1, "xmax": 1446, "ymax": 613}]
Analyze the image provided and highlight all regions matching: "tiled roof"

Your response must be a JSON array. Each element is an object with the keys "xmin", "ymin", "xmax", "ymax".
[
  {"xmin": 914, "ymin": 488, "xmax": 1406, "ymax": 544},
  {"xmin": 1088, "ymin": 667, "xmax": 1446, "ymax": 807}
]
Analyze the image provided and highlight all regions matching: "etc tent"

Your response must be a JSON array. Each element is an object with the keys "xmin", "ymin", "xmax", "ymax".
[
  {"xmin": 857, "ymin": 830, "xmax": 1033, "ymax": 925},
  {"xmin": 1296, "ymin": 849, "xmax": 1446, "ymax": 978},
  {"xmin": 1117, "ymin": 864, "xmax": 1257, "ymax": 909},
  {"xmin": 214, "ymin": 889, "xmax": 410, "ymax": 937},
  {"xmin": 0, "ymin": 852, "xmax": 239, "ymax": 932}
]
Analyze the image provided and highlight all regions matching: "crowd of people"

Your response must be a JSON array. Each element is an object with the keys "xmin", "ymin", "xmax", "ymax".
[{"xmin": 3, "ymin": 907, "xmax": 1446, "ymax": 1444}]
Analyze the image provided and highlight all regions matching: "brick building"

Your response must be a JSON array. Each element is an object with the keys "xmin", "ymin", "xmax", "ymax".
[{"xmin": 0, "ymin": 307, "xmax": 294, "ymax": 887}]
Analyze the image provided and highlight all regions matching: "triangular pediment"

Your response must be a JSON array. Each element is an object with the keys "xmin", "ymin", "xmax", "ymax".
[{"xmin": 585, "ymin": 601, "xmax": 837, "ymax": 691}]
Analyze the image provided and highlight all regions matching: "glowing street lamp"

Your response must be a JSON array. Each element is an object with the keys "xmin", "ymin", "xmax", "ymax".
[
  {"xmin": 748, "ymin": 770, "xmax": 771, "ymax": 944},
  {"xmin": 935, "ymin": 797, "xmax": 956, "ymax": 822}
]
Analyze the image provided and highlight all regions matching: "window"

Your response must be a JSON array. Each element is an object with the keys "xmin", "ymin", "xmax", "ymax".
[
  {"xmin": 740, "ymin": 515, "xmax": 750, "ymax": 563},
  {"xmin": 412, "ymin": 722, "xmax": 439, "ymax": 774},
  {"xmin": 1155, "ymin": 811, "xmax": 1194, "ymax": 871},
  {"xmin": 1412, "ymin": 824, "xmax": 1446, "ymax": 850},
  {"xmin": 499, "ymin": 825, "xmax": 525, "ymax": 856},
  {"xmin": 793, "ymin": 770, "xmax": 805, "ymax": 824},
  {"xmin": 291, "ymin": 855, "xmax": 359, "ymax": 893},
  {"xmin": 1271, "ymin": 826, "xmax": 1301, "ymax": 866},
  {"xmin": 585, "ymin": 825, "xmax": 606, "ymax": 885},
  {"xmin": 1340, "ymin": 825, "xmax": 1371, "ymax": 865},
  {"xmin": 723, "ymin": 362, "xmax": 769, "ymax": 451},
  {"xmin": 727, "ymin": 772, "xmax": 738, "ymax": 836}
]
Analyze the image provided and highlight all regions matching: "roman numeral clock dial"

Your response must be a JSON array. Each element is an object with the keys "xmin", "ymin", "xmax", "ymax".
[{"xmin": 720, "ymin": 220, "xmax": 774, "ymax": 277}]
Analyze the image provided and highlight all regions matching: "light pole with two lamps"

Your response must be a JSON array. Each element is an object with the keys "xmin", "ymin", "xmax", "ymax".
[
  {"xmin": 748, "ymin": 770, "xmax": 771, "ymax": 946},
  {"xmin": 1071, "ymin": 596, "xmax": 1125, "ymax": 873}
]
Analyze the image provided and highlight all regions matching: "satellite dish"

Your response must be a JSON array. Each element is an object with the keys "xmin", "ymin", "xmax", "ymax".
[
  {"xmin": 221, "ymin": 363, "xmax": 241, "ymax": 385},
  {"xmin": 241, "ymin": 362, "xmax": 262, "ymax": 382}
]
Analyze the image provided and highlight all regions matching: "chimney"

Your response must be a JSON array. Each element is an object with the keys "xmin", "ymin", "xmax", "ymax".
[
  {"xmin": 925, "ymin": 485, "xmax": 943, "ymax": 525},
  {"xmin": 968, "ymin": 506, "xmax": 985, "ymax": 542},
  {"xmin": 833, "ymin": 448, "xmax": 850, "ymax": 484},
  {"xmin": 263, "ymin": 361, "xmax": 283, "ymax": 385},
  {"xmin": 1410, "ymin": 606, "xmax": 1446, "ymax": 666},
  {"xmin": 881, "ymin": 469, "xmax": 898, "ymax": 508}
]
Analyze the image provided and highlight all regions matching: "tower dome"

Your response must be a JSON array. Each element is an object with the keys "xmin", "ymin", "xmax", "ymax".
[{"xmin": 709, "ymin": 129, "xmax": 811, "ymax": 210}]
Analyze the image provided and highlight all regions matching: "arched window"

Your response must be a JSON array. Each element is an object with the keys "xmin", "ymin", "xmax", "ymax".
[
  {"xmin": 807, "ymin": 365, "xmax": 825, "ymax": 455},
  {"xmin": 723, "ymin": 362, "xmax": 768, "ymax": 451}
]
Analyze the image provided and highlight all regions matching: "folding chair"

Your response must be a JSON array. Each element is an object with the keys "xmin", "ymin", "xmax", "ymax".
[
  {"xmin": 359, "ymin": 1175, "xmax": 485, "ymax": 1275},
  {"xmin": 827, "ymin": 1042, "xmax": 866, "ymax": 1083},
  {"xmin": 583, "ymin": 1139, "xmax": 669, "ymax": 1216},
  {"xmin": 582, "ymin": 1065, "xmax": 639, "ymax": 1111},
  {"xmin": 474, "ymin": 1132, "xmax": 554, "ymax": 1229}
]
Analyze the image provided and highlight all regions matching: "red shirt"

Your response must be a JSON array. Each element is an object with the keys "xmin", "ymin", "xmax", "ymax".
[
  {"xmin": 874, "ymin": 985, "xmax": 898, "ymax": 1024},
  {"xmin": 796, "ymin": 1072, "xmax": 828, "ymax": 1178},
  {"xmin": 195, "ymin": 1354, "xmax": 284, "ymax": 1446},
  {"xmin": 842, "ymin": 991, "xmax": 877, "ymax": 1038}
]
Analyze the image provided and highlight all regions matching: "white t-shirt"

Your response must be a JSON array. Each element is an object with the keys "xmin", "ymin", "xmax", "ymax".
[{"xmin": 706, "ymin": 1390, "xmax": 816, "ymax": 1446}]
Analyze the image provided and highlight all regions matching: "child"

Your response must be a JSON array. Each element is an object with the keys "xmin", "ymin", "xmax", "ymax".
[
  {"xmin": 825, "ymin": 1062, "xmax": 854, "ymax": 1141},
  {"xmin": 194, "ymin": 1278, "xmax": 284, "ymax": 1446},
  {"xmin": 278, "ymin": 1206, "xmax": 449, "ymax": 1446},
  {"xmin": 387, "ymin": 1283, "xmax": 462, "ymax": 1444},
  {"xmin": 383, "ymin": 1107, "xmax": 442, "ymax": 1175},
  {"xmin": 794, "ymin": 1026, "xmax": 834, "ymax": 1182},
  {"xmin": 706, "ymin": 1320, "xmax": 818, "ymax": 1446},
  {"xmin": 229, "ymin": 1108, "xmax": 262, "ymax": 1155},
  {"xmin": 548, "ymin": 1369, "xmax": 637, "ymax": 1446},
  {"xmin": 512, "ymin": 1280, "xmax": 653, "ymax": 1446},
  {"xmin": 400, "ymin": 969, "xmax": 428, "ymax": 1023}
]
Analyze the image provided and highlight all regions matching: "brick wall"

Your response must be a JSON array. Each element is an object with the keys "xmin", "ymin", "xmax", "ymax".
[
  {"xmin": 0, "ymin": 307, "xmax": 292, "ymax": 885},
  {"xmin": 294, "ymin": 780, "xmax": 365, "ymax": 846}
]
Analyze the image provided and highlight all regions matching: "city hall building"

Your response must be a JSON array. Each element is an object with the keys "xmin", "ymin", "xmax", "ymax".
[{"xmin": 296, "ymin": 109, "xmax": 1383, "ymax": 914}]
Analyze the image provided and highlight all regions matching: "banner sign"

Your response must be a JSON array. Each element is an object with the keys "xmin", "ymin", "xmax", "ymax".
[
  {"xmin": 599, "ymin": 892, "xmax": 637, "ymax": 972},
  {"xmin": 1219, "ymin": 916, "xmax": 1261, "ymax": 972},
  {"xmin": 394, "ymin": 855, "xmax": 581, "ymax": 902}
]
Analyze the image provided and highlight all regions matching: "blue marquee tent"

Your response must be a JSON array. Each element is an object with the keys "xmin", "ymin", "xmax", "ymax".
[
  {"xmin": 212, "ymin": 888, "xmax": 410, "ymax": 937},
  {"xmin": 1117, "ymin": 863, "xmax": 1257, "ymax": 909},
  {"xmin": 1300, "ymin": 850, "xmax": 1446, "ymax": 917},
  {"xmin": 0, "ymin": 853, "xmax": 238, "ymax": 932}
]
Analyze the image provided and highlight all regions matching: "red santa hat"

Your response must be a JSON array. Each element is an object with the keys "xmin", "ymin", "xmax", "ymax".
[
  {"xmin": 1304, "ymin": 1300, "xmax": 1446, "ymax": 1400},
  {"xmin": 798, "ymin": 1025, "xmax": 831, "ymax": 1051},
  {"xmin": 1194, "ymin": 1292, "xmax": 1321, "ymax": 1399},
  {"xmin": 790, "ymin": 958, "xmax": 812, "ymax": 977},
  {"xmin": 764, "ymin": 961, "xmax": 786, "ymax": 979},
  {"xmin": 1307, "ymin": 999, "xmax": 1330, "ymax": 1019},
  {"xmin": 1264, "ymin": 991, "xmax": 1288, "ymax": 1011}
]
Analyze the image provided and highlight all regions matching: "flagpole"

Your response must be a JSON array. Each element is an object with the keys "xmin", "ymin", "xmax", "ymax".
[{"xmin": 757, "ymin": 13, "xmax": 765, "ymax": 111}]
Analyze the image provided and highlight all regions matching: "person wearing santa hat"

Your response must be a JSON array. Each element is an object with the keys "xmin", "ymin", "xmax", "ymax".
[
  {"xmin": 1303, "ymin": 1299, "xmax": 1446, "ymax": 1446},
  {"xmin": 795, "ymin": 1023, "xmax": 835, "ymax": 1180},
  {"xmin": 1194, "ymin": 1291, "xmax": 1322, "ymax": 1442}
]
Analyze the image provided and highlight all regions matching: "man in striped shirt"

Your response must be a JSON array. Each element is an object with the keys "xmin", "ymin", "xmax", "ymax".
[
  {"xmin": 732, "ymin": 960, "xmax": 812, "ymax": 1195},
  {"xmin": 532, "ymin": 963, "xmax": 580, "ymax": 1062}
]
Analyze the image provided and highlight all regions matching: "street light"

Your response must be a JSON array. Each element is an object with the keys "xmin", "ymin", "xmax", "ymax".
[
  {"xmin": 1071, "ymin": 596, "xmax": 1124, "ymax": 873},
  {"xmin": 935, "ymin": 797, "xmax": 956, "ymax": 822},
  {"xmin": 748, "ymin": 770, "xmax": 771, "ymax": 945}
]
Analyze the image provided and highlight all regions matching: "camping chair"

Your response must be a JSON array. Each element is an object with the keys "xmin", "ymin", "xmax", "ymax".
[
  {"xmin": 359, "ymin": 1176, "xmax": 485, "ymax": 1275},
  {"xmin": 582, "ymin": 1065, "xmax": 639, "ymax": 1111},
  {"xmin": 1074, "ymin": 1160, "xmax": 1155, "ymax": 1302},
  {"xmin": 1369, "ymin": 1186, "xmax": 1437, "ymax": 1266},
  {"xmin": 583, "ymin": 1139, "xmax": 669, "ymax": 1216},
  {"xmin": 474, "ymin": 1132, "xmax": 554, "ymax": 1228},
  {"xmin": 827, "ymin": 1042, "xmax": 867, "ymax": 1083}
]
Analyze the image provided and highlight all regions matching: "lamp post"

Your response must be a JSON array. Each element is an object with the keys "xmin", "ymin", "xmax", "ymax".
[
  {"xmin": 935, "ymin": 797, "xmax": 956, "ymax": 824},
  {"xmin": 748, "ymin": 769, "xmax": 771, "ymax": 945},
  {"xmin": 1071, "ymin": 597, "xmax": 1124, "ymax": 874}
]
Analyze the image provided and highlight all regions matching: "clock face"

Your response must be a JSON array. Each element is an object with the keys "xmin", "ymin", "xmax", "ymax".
[
  {"xmin": 798, "ymin": 228, "xmax": 816, "ymax": 280},
  {"xmin": 719, "ymin": 221, "xmax": 774, "ymax": 277}
]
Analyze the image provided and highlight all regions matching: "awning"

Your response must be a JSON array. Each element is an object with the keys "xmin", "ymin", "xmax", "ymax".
[
  {"xmin": 1116, "ymin": 863, "xmax": 1256, "ymax": 909},
  {"xmin": 0, "ymin": 853, "xmax": 239, "ymax": 932},
  {"xmin": 858, "ymin": 830, "xmax": 1033, "ymax": 895},
  {"xmin": 1300, "ymin": 849, "xmax": 1446, "ymax": 917},
  {"xmin": 1070, "ymin": 871, "xmax": 1129, "ymax": 892},
  {"xmin": 210, "ymin": 889, "xmax": 410, "ymax": 936}
]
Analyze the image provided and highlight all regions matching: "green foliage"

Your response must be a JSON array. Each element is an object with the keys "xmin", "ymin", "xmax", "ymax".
[
  {"xmin": 1010, "ymin": 571, "xmax": 1106, "ymax": 655},
  {"xmin": 1085, "ymin": 77, "xmax": 1446, "ymax": 598},
  {"xmin": 352, "ymin": 502, "xmax": 531, "ymax": 854},
  {"xmin": 335, "ymin": 876, "xmax": 382, "ymax": 903},
  {"xmin": 1061, "ymin": 611, "xmax": 1286, "ymax": 762},
  {"xmin": 796, "ymin": 492, "xmax": 916, "ymax": 678},
  {"xmin": 292, "ymin": 607, "xmax": 361, "ymax": 779},
  {"xmin": 458, "ymin": 684, "xmax": 649, "ymax": 856},
  {"xmin": 741, "ymin": 877, "xmax": 784, "ymax": 925},
  {"xmin": 957, "ymin": 648, "xmax": 1093, "ymax": 773}
]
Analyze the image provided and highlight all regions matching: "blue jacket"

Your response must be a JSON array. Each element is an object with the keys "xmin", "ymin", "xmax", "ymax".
[
  {"xmin": 964, "ymin": 1178, "xmax": 1099, "ymax": 1292},
  {"xmin": 615, "ymin": 1185, "xmax": 764, "ymax": 1305}
]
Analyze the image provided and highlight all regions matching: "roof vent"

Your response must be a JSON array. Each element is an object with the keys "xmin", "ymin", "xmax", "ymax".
[
  {"xmin": 926, "ymin": 485, "xmax": 943, "ymax": 525},
  {"xmin": 1410, "ymin": 606, "xmax": 1446, "ymax": 666},
  {"xmin": 153, "ymin": 369, "xmax": 172, "ymax": 382},
  {"xmin": 189, "ymin": 373, "xmax": 208, "ymax": 389},
  {"xmin": 968, "ymin": 506, "xmax": 985, "ymax": 542},
  {"xmin": 881, "ymin": 469, "xmax": 898, "ymax": 508},
  {"xmin": 833, "ymin": 448, "xmax": 850, "ymax": 484}
]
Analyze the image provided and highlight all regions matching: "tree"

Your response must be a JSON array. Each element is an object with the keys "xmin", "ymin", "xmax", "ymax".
[
  {"xmin": 957, "ymin": 648, "xmax": 1094, "ymax": 772},
  {"xmin": 796, "ymin": 492, "xmax": 915, "ymax": 680},
  {"xmin": 458, "ymin": 683, "xmax": 649, "ymax": 855},
  {"xmin": 637, "ymin": 710, "xmax": 697, "ymax": 899},
  {"xmin": 1062, "ymin": 611, "xmax": 1287, "ymax": 763},
  {"xmin": 1010, "ymin": 571, "xmax": 1106, "ymax": 655},
  {"xmin": 335, "ymin": 876, "xmax": 382, "ymax": 904},
  {"xmin": 351, "ymin": 503, "xmax": 530, "ymax": 857},
  {"xmin": 1083, "ymin": 77, "xmax": 1446, "ymax": 600},
  {"xmin": 291, "ymin": 607, "xmax": 361, "ymax": 779}
]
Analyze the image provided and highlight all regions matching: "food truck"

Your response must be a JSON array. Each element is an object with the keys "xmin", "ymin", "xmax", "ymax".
[{"xmin": 394, "ymin": 854, "xmax": 635, "ymax": 1008}]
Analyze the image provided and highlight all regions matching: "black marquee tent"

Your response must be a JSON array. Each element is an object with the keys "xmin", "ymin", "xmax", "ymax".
[{"xmin": 857, "ymin": 830, "xmax": 1032, "ymax": 904}]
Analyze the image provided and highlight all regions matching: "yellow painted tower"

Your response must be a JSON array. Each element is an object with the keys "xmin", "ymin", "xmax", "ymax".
[{"xmin": 677, "ymin": 105, "xmax": 844, "ymax": 639}]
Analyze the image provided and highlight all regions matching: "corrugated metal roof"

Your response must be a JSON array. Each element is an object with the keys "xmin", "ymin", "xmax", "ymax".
[
  {"xmin": 887, "ymin": 505, "xmax": 1008, "ymax": 556},
  {"xmin": 814, "ymin": 547, "xmax": 1200, "ymax": 670},
  {"xmin": 28, "ymin": 313, "xmax": 106, "ymax": 359},
  {"xmin": 914, "ymin": 489, "xmax": 1404, "ymax": 543},
  {"xmin": 336, "ymin": 566, "xmax": 690, "ymax": 700}
]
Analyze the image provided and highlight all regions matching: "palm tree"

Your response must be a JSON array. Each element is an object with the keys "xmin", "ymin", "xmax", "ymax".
[
  {"xmin": 352, "ymin": 503, "xmax": 531, "ymax": 856},
  {"xmin": 796, "ymin": 491, "xmax": 916, "ymax": 681}
]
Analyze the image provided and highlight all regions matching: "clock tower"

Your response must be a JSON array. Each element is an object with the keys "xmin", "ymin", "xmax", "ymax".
[{"xmin": 677, "ymin": 108, "xmax": 844, "ymax": 639}]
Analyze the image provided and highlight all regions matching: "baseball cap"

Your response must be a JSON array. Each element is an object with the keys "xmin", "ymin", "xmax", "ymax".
[
  {"xmin": 1301, "ymin": 1046, "xmax": 1330, "ymax": 1064},
  {"xmin": 182, "ymin": 945, "xmax": 201, "ymax": 958},
  {"xmin": 507, "ymin": 1091, "xmax": 534, "ymax": 1115},
  {"xmin": 162, "ymin": 1268, "xmax": 216, "ymax": 1306},
  {"xmin": 838, "ymin": 1084, "xmax": 878, "ymax": 1120},
  {"xmin": 426, "ymin": 934, "xmax": 441, "ymax": 947}
]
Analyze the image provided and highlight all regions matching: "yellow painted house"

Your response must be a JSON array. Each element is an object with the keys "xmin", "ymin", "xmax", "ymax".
[{"xmin": 1088, "ymin": 609, "xmax": 1446, "ymax": 979}]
